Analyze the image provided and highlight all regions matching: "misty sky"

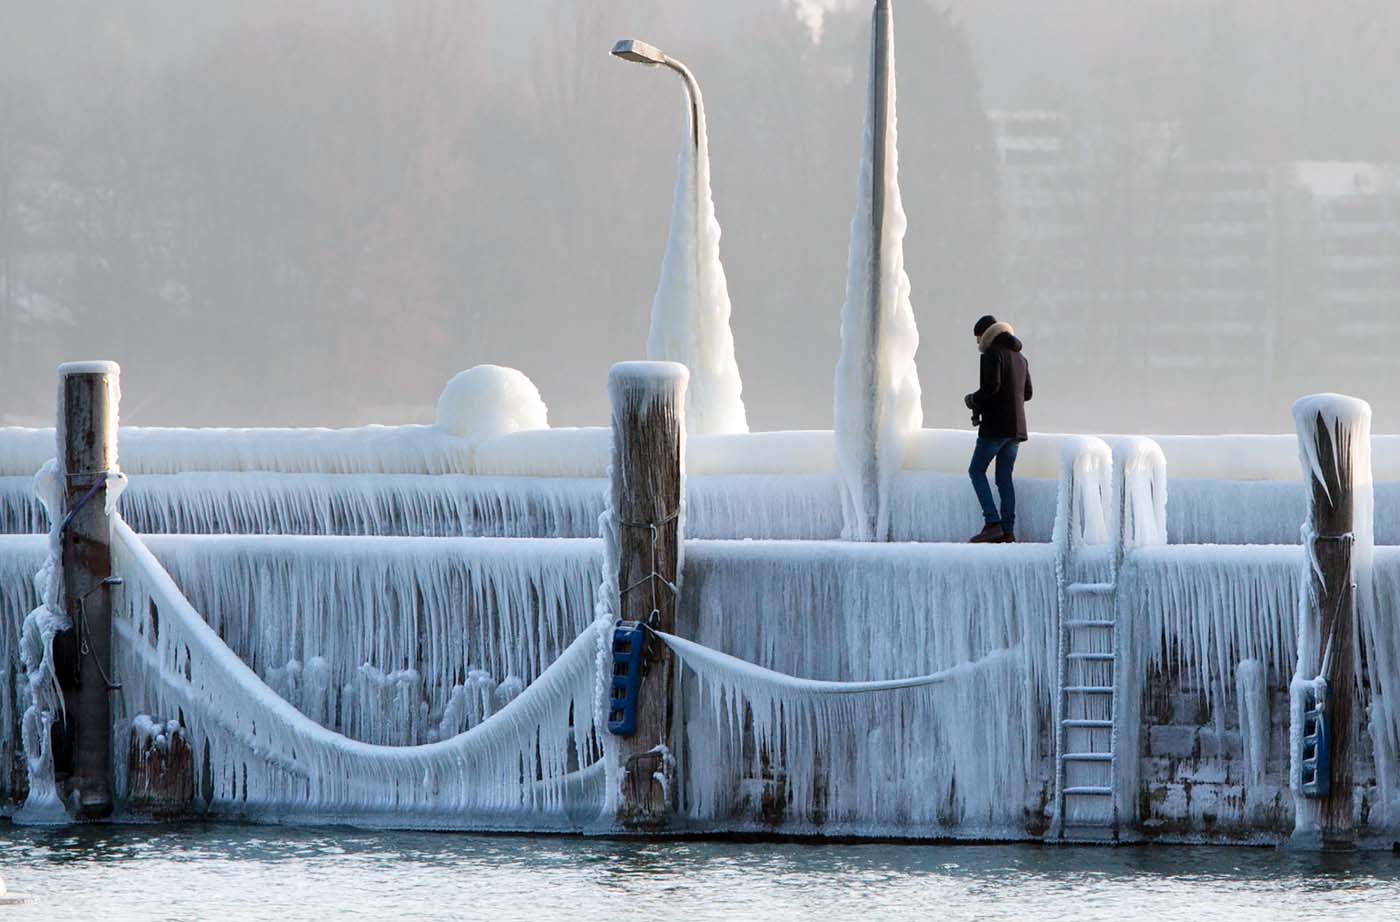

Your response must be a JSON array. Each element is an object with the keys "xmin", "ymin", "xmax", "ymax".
[{"xmin": 1, "ymin": 1, "xmax": 1397, "ymax": 433}]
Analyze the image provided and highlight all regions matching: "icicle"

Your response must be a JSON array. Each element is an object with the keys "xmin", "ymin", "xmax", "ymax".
[
  {"xmin": 1236, "ymin": 660, "xmax": 1269, "ymax": 794},
  {"xmin": 1128, "ymin": 544, "xmax": 1299, "ymax": 711},
  {"xmin": 119, "ymin": 473, "xmax": 607, "ymax": 538},
  {"xmin": 666, "ymin": 626, "xmax": 1029, "ymax": 834},
  {"xmin": 144, "ymin": 534, "xmax": 602, "ymax": 746},
  {"xmin": 0, "ymin": 536, "xmax": 45, "ymax": 806},
  {"xmin": 110, "ymin": 520, "xmax": 609, "ymax": 827}
]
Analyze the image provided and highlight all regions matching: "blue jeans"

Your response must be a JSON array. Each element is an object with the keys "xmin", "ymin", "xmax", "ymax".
[{"xmin": 969, "ymin": 436, "xmax": 1019, "ymax": 531}]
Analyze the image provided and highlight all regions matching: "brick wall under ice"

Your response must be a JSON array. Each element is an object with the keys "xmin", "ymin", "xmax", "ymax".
[{"xmin": 1136, "ymin": 662, "xmax": 1387, "ymax": 842}]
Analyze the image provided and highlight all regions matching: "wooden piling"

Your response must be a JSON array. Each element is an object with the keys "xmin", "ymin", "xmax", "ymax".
[
  {"xmin": 608, "ymin": 361, "xmax": 687, "ymax": 830},
  {"xmin": 127, "ymin": 720, "xmax": 194, "ymax": 819},
  {"xmin": 53, "ymin": 360, "xmax": 120, "ymax": 819},
  {"xmin": 1295, "ymin": 396, "xmax": 1368, "ymax": 848}
]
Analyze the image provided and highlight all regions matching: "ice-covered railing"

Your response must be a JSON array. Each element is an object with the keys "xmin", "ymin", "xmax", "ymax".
[
  {"xmin": 9, "ymin": 418, "xmax": 1400, "ymax": 481},
  {"xmin": 12, "ymin": 411, "xmax": 1400, "ymax": 545},
  {"xmin": 0, "ymin": 428, "xmax": 1069, "ymax": 542},
  {"xmin": 108, "ymin": 520, "xmax": 606, "ymax": 827}
]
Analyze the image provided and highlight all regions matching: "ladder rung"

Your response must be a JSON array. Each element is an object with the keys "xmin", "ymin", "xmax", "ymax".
[
  {"xmin": 1064, "ymin": 752, "xmax": 1114, "ymax": 762},
  {"xmin": 1062, "ymin": 719, "xmax": 1113, "ymax": 728},
  {"xmin": 1067, "ymin": 652, "xmax": 1115, "ymax": 662},
  {"xmin": 1068, "ymin": 582, "xmax": 1114, "ymax": 595},
  {"xmin": 1063, "ymin": 786, "xmax": 1113, "ymax": 796},
  {"xmin": 1065, "ymin": 619, "xmax": 1115, "ymax": 628},
  {"xmin": 1064, "ymin": 685, "xmax": 1114, "ymax": 694}
]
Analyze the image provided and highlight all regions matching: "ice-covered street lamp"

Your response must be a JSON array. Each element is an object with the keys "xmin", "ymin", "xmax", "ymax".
[
  {"xmin": 608, "ymin": 38, "xmax": 748, "ymax": 435},
  {"xmin": 610, "ymin": 39, "xmax": 700, "ymax": 152}
]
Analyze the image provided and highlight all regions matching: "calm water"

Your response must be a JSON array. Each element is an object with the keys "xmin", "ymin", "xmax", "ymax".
[{"xmin": 1, "ymin": 825, "xmax": 1399, "ymax": 922}]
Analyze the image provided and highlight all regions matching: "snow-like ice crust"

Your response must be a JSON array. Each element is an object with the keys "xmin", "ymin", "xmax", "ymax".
[
  {"xmin": 15, "ymin": 461, "xmax": 68, "ymax": 822},
  {"xmin": 9, "ymin": 424, "xmax": 1400, "ymax": 484},
  {"xmin": 56, "ymin": 360, "xmax": 121, "ymax": 377},
  {"xmin": 644, "ymin": 82, "xmax": 748, "ymax": 436},
  {"xmin": 834, "ymin": 1, "xmax": 921, "ymax": 541},
  {"xmin": 434, "ymin": 365, "xmax": 549, "ymax": 439}
]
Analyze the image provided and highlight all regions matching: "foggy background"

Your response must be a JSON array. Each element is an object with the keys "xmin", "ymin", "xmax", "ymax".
[{"xmin": 1, "ymin": 0, "xmax": 1397, "ymax": 434}]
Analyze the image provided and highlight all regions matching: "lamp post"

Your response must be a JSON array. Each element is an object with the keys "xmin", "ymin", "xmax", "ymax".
[{"xmin": 610, "ymin": 39, "xmax": 700, "ymax": 152}]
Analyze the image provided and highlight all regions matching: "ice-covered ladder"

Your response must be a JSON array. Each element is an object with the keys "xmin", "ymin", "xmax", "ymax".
[{"xmin": 1049, "ymin": 437, "xmax": 1166, "ymax": 841}]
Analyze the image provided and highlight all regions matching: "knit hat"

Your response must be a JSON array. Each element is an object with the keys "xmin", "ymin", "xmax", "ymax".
[{"xmin": 973, "ymin": 314, "xmax": 997, "ymax": 337}]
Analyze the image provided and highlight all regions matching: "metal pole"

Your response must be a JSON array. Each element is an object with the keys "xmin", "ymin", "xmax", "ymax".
[
  {"xmin": 661, "ymin": 58, "xmax": 701, "ymax": 155},
  {"xmin": 860, "ymin": 0, "xmax": 894, "ymax": 540},
  {"xmin": 54, "ymin": 360, "xmax": 119, "ymax": 819}
]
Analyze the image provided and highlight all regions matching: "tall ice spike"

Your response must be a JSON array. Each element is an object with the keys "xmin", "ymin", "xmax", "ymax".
[{"xmin": 834, "ymin": 0, "xmax": 922, "ymax": 541}]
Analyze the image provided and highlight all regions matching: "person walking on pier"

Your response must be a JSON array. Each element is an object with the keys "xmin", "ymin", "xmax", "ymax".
[{"xmin": 964, "ymin": 314, "xmax": 1032, "ymax": 543}]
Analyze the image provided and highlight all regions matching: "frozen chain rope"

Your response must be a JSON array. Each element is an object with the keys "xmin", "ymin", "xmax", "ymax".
[
  {"xmin": 109, "ymin": 519, "xmax": 608, "ymax": 826},
  {"xmin": 659, "ymin": 627, "xmax": 1030, "ymax": 831}
]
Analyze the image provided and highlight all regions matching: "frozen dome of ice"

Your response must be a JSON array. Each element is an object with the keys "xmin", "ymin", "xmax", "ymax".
[{"xmin": 435, "ymin": 365, "xmax": 549, "ymax": 439}]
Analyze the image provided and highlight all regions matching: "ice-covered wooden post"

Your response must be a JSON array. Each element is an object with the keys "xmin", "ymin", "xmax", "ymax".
[
  {"xmin": 127, "ymin": 719, "xmax": 195, "ymax": 819},
  {"xmin": 608, "ymin": 361, "xmax": 686, "ymax": 829},
  {"xmin": 1292, "ymin": 394, "xmax": 1370, "ymax": 848},
  {"xmin": 53, "ymin": 360, "xmax": 120, "ymax": 818}
]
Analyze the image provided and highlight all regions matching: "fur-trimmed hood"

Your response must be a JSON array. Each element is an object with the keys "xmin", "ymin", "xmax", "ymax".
[{"xmin": 978, "ymin": 321, "xmax": 1020, "ymax": 353}]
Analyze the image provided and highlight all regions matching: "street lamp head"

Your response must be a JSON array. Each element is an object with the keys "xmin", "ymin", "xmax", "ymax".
[{"xmin": 611, "ymin": 39, "xmax": 667, "ymax": 67}]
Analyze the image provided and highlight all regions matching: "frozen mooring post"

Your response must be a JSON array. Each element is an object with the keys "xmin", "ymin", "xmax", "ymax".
[
  {"xmin": 607, "ymin": 361, "xmax": 687, "ymax": 830},
  {"xmin": 52, "ymin": 361, "xmax": 121, "ymax": 818},
  {"xmin": 1291, "ymin": 394, "xmax": 1370, "ymax": 849}
]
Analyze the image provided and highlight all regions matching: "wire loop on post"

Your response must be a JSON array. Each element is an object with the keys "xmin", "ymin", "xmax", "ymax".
[{"xmin": 617, "ymin": 510, "xmax": 680, "ymax": 651}]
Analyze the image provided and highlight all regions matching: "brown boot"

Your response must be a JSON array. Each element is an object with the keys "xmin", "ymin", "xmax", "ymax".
[
  {"xmin": 968, "ymin": 523, "xmax": 1004, "ymax": 543},
  {"xmin": 997, "ymin": 531, "xmax": 1016, "ymax": 543}
]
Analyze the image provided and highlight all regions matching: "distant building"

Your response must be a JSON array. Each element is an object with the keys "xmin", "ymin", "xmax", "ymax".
[
  {"xmin": 1286, "ymin": 162, "xmax": 1400, "ymax": 381},
  {"xmin": 990, "ymin": 109, "xmax": 1400, "ymax": 429}
]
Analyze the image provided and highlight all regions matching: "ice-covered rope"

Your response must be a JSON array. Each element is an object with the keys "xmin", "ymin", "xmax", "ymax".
[
  {"xmin": 656, "ymin": 630, "xmax": 1017, "ymax": 695},
  {"xmin": 110, "ymin": 519, "xmax": 605, "ymax": 825},
  {"xmin": 668, "ymin": 623, "xmax": 1034, "ymax": 829}
]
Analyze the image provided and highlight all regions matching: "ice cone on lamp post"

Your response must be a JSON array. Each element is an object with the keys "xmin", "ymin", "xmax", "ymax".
[
  {"xmin": 610, "ymin": 38, "xmax": 748, "ymax": 435},
  {"xmin": 834, "ymin": 0, "xmax": 922, "ymax": 542}
]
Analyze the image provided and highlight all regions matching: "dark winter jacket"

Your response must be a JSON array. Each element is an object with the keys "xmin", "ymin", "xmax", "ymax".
[{"xmin": 971, "ymin": 329, "xmax": 1032, "ymax": 441}]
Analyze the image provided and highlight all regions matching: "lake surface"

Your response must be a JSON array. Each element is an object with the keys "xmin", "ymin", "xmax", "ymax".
[{"xmin": 1, "ymin": 825, "xmax": 1399, "ymax": 921}]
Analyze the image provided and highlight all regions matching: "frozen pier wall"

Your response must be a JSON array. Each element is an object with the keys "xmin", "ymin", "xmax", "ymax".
[
  {"xmin": 2, "ymin": 386, "xmax": 1397, "ymax": 841},
  {"xmin": 7, "ymin": 528, "xmax": 1395, "ymax": 842}
]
